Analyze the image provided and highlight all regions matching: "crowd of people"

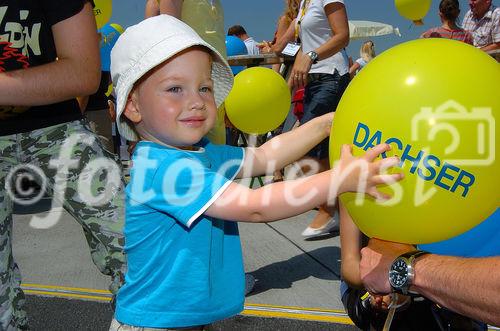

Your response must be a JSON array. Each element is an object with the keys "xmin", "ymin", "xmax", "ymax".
[{"xmin": 0, "ymin": 0, "xmax": 498, "ymax": 330}]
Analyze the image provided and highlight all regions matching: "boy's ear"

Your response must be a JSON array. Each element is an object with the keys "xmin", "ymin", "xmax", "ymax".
[{"xmin": 124, "ymin": 90, "xmax": 142, "ymax": 123}]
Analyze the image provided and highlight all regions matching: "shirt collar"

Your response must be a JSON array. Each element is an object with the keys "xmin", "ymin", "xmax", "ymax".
[{"xmin": 474, "ymin": 4, "xmax": 496, "ymax": 20}]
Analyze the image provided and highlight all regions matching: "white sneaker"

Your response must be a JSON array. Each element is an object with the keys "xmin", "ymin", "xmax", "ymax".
[{"xmin": 301, "ymin": 218, "xmax": 339, "ymax": 239}]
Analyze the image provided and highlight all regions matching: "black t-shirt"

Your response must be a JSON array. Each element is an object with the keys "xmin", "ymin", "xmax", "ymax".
[
  {"xmin": 86, "ymin": 71, "xmax": 111, "ymax": 111},
  {"xmin": 0, "ymin": 0, "xmax": 87, "ymax": 135}
]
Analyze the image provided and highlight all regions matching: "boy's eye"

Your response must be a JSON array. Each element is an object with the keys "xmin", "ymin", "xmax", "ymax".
[
  {"xmin": 200, "ymin": 86, "xmax": 213, "ymax": 93},
  {"xmin": 167, "ymin": 86, "xmax": 182, "ymax": 93}
]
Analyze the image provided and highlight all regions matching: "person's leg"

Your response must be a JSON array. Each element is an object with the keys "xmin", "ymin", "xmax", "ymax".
[
  {"xmin": 0, "ymin": 136, "xmax": 29, "ymax": 330},
  {"xmin": 26, "ymin": 120, "xmax": 126, "ymax": 294},
  {"xmin": 300, "ymin": 72, "xmax": 349, "ymax": 237},
  {"xmin": 299, "ymin": 157, "xmax": 338, "ymax": 236}
]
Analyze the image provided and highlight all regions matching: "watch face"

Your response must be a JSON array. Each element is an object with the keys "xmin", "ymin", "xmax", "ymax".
[
  {"xmin": 389, "ymin": 259, "xmax": 408, "ymax": 288},
  {"xmin": 308, "ymin": 51, "xmax": 318, "ymax": 61}
]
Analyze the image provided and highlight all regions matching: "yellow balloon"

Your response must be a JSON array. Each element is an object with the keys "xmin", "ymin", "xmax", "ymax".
[
  {"xmin": 109, "ymin": 23, "xmax": 124, "ymax": 34},
  {"xmin": 329, "ymin": 39, "xmax": 499, "ymax": 244},
  {"xmin": 225, "ymin": 67, "xmax": 291, "ymax": 135},
  {"xmin": 182, "ymin": 0, "xmax": 226, "ymax": 57},
  {"xmin": 394, "ymin": 0, "xmax": 431, "ymax": 25},
  {"xmin": 94, "ymin": 0, "xmax": 112, "ymax": 29}
]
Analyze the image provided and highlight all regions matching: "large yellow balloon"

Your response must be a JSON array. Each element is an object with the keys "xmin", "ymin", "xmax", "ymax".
[
  {"xmin": 329, "ymin": 39, "xmax": 499, "ymax": 244},
  {"xmin": 94, "ymin": 0, "xmax": 112, "ymax": 29},
  {"xmin": 395, "ymin": 0, "xmax": 432, "ymax": 25},
  {"xmin": 225, "ymin": 67, "xmax": 291, "ymax": 135}
]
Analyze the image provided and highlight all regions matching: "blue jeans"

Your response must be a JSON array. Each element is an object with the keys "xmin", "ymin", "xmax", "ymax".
[{"xmin": 300, "ymin": 71, "xmax": 349, "ymax": 159}]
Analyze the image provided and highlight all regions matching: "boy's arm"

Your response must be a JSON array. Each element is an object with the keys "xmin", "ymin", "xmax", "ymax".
[
  {"xmin": 236, "ymin": 113, "xmax": 333, "ymax": 178},
  {"xmin": 207, "ymin": 144, "xmax": 402, "ymax": 222},
  {"xmin": 206, "ymin": 170, "xmax": 336, "ymax": 222},
  {"xmin": 0, "ymin": 3, "xmax": 100, "ymax": 106}
]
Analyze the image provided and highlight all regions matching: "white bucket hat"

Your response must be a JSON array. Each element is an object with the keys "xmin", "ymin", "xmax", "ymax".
[{"xmin": 110, "ymin": 15, "xmax": 234, "ymax": 141}]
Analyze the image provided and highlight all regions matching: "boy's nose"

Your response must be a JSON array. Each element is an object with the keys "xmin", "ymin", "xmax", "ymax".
[{"xmin": 188, "ymin": 91, "xmax": 206, "ymax": 111}]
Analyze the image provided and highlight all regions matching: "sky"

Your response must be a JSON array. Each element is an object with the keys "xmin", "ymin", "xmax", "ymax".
[{"xmin": 110, "ymin": 0, "xmax": 499, "ymax": 58}]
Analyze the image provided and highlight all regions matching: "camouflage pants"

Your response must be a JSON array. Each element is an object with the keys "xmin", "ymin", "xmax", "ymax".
[{"xmin": 0, "ymin": 120, "xmax": 126, "ymax": 330}]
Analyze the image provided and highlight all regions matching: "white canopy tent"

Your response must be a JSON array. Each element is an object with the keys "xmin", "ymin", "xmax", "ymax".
[{"xmin": 349, "ymin": 20, "xmax": 401, "ymax": 40}]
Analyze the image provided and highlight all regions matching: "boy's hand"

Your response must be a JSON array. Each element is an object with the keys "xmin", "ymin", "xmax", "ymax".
[{"xmin": 336, "ymin": 143, "xmax": 403, "ymax": 200}]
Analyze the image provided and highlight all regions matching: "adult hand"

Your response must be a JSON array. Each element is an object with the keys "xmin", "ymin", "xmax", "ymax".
[
  {"xmin": 289, "ymin": 51, "xmax": 312, "ymax": 88},
  {"xmin": 257, "ymin": 40, "xmax": 273, "ymax": 54},
  {"xmin": 359, "ymin": 238, "xmax": 415, "ymax": 295}
]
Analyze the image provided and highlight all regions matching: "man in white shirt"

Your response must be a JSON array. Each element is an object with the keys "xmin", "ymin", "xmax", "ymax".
[
  {"xmin": 228, "ymin": 25, "xmax": 260, "ymax": 55},
  {"xmin": 462, "ymin": 0, "xmax": 500, "ymax": 51}
]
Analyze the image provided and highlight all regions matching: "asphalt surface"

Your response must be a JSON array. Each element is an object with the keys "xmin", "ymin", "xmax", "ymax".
[{"xmin": 25, "ymin": 296, "xmax": 357, "ymax": 331}]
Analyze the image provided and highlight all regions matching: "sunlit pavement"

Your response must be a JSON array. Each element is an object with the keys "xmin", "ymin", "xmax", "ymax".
[{"xmin": 14, "ymin": 195, "xmax": 351, "ymax": 330}]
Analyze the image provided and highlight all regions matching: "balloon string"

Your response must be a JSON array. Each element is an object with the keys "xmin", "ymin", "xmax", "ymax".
[{"xmin": 382, "ymin": 294, "xmax": 397, "ymax": 331}]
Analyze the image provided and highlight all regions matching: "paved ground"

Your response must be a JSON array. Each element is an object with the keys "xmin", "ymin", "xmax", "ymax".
[
  {"xmin": 11, "ymin": 193, "xmax": 500, "ymax": 331},
  {"xmin": 25, "ymin": 296, "xmax": 357, "ymax": 331},
  {"xmin": 13, "ymin": 195, "xmax": 352, "ymax": 330}
]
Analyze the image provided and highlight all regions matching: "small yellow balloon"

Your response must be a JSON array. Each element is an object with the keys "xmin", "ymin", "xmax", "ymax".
[
  {"xmin": 94, "ymin": 0, "xmax": 112, "ymax": 29},
  {"xmin": 109, "ymin": 23, "xmax": 124, "ymax": 34},
  {"xmin": 225, "ymin": 67, "xmax": 291, "ymax": 135},
  {"xmin": 329, "ymin": 39, "xmax": 499, "ymax": 244},
  {"xmin": 394, "ymin": 0, "xmax": 431, "ymax": 25}
]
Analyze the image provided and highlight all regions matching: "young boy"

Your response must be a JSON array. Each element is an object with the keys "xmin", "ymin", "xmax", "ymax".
[{"xmin": 109, "ymin": 15, "xmax": 402, "ymax": 330}]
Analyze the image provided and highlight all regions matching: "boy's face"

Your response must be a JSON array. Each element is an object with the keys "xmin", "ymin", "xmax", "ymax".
[{"xmin": 125, "ymin": 48, "xmax": 217, "ymax": 148}]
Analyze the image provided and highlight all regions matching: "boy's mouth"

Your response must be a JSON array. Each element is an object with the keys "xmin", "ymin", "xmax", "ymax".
[{"xmin": 179, "ymin": 116, "xmax": 206, "ymax": 127}]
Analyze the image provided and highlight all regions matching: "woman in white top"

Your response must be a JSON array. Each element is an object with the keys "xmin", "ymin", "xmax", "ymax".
[{"xmin": 269, "ymin": 0, "xmax": 350, "ymax": 238}]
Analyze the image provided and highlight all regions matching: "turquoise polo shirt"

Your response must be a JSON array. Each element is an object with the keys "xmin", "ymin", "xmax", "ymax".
[{"xmin": 116, "ymin": 140, "xmax": 245, "ymax": 328}]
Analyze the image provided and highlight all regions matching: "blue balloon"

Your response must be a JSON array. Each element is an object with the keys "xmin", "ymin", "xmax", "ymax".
[
  {"xmin": 225, "ymin": 35, "xmax": 247, "ymax": 56},
  {"xmin": 99, "ymin": 24, "xmax": 122, "ymax": 71},
  {"xmin": 419, "ymin": 209, "xmax": 500, "ymax": 257},
  {"xmin": 225, "ymin": 35, "xmax": 247, "ymax": 75}
]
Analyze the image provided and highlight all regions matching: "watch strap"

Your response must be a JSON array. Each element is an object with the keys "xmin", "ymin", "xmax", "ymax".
[{"xmin": 399, "ymin": 250, "xmax": 428, "ymax": 261}]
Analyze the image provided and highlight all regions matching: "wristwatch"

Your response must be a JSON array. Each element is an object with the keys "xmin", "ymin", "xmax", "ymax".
[
  {"xmin": 388, "ymin": 250, "xmax": 428, "ymax": 295},
  {"xmin": 306, "ymin": 50, "xmax": 319, "ymax": 64}
]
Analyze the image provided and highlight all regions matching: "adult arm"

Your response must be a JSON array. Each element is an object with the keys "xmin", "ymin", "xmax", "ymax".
[
  {"xmin": 348, "ymin": 62, "xmax": 360, "ymax": 79},
  {"xmin": 276, "ymin": 16, "xmax": 292, "ymax": 42},
  {"xmin": 158, "ymin": 0, "xmax": 183, "ymax": 18},
  {"xmin": 481, "ymin": 11, "xmax": 500, "ymax": 52},
  {"xmin": 145, "ymin": 0, "xmax": 160, "ymax": 18},
  {"xmin": 273, "ymin": 17, "xmax": 296, "ymax": 51},
  {"xmin": 291, "ymin": 2, "xmax": 349, "ymax": 88},
  {"xmin": 481, "ymin": 41, "xmax": 500, "ymax": 52},
  {"xmin": 359, "ymin": 238, "xmax": 500, "ymax": 326},
  {"xmin": 0, "ymin": 2, "xmax": 100, "ymax": 106},
  {"xmin": 263, "ymin": 19, "xmax": 296, "ymax": 54}
]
